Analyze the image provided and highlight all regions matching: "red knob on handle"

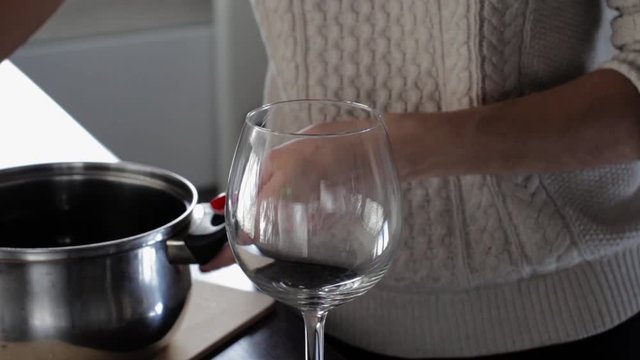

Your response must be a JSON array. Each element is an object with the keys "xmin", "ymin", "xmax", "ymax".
[{"xmin": 210, "ymin": 193, "xmax": 226, "ymax": 215}]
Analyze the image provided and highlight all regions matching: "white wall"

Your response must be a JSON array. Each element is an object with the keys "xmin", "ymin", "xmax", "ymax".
[
  {"xmin": 10, "ymin": 0, "xmax": 268, "ymax": 190},
  {"xmin": 212, "ymin": 0, "xmax": 268, "ymax": 187},
  {"xmin": 28, "ymin": 0, "xmax": 211, "ymax": 42},
  {"xmin": 11, "ymin": 25, "xmax": 218, "ymax": 188}
]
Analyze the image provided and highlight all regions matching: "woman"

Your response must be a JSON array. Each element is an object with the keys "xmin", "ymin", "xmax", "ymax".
[
  {"xmin": 5, "ymin": 0, "xmax": 637, "ymax": 358},
  {"xmin": 206, "ymin": 0, "xmax": 640, "ymax": 358},
  {"xmin": 0, "ymin": 1, "xmax": 63, "ymax": 62}
]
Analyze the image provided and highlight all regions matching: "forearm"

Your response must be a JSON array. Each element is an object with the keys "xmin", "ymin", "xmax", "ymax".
[
  {"xmin": 0, "ymin": 0, "xmax": 63, "ymax": 61},
  {"xmin": 387, "ymin": 69, "xmax": 640, "ymax": 179}
]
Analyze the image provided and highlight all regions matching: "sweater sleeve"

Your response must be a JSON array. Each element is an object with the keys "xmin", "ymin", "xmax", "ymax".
[{"xmin": 601, "ymin": 0, "xmax": 640, "ymax": 91}]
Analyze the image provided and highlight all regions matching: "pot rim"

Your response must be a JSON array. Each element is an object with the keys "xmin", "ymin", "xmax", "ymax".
[{"xmin": 0, "ymin": 161, "xmax": 198, "ymax": 262}]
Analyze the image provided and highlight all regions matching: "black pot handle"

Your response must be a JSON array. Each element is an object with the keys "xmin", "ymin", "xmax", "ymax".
[{"xmin": 167, "ymin": 194, "xmax": 228, "ymax": 265}]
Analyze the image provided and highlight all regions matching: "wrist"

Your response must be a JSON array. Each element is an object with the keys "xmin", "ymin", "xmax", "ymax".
[{"xmin": 384, "ymin": 111, "xmax": 478, "ymax": 179}]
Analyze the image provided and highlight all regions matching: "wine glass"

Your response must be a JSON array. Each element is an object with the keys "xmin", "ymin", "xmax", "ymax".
[{"xmin": 226, "ymin": 100, "xmax": 401, "ymax": 360}]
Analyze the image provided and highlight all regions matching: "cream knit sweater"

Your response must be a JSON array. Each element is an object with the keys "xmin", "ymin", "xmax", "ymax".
[{"xmin": 251, "ymin": 0, "xmax": 640, "ymax": 357}]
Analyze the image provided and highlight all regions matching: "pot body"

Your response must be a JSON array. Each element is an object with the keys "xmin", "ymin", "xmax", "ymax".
[
  {"xmin": 0, "ymin": 162, "xmax": 198, "ymax": 357},
  {"xmin": 0, "ymin": 241, "xmax": 191, "ymax": 355}
]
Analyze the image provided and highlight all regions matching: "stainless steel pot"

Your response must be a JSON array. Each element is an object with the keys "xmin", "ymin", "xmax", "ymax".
[{"xmin": 0, "ymin": 162, "xmax": 226, "ymax": 358}]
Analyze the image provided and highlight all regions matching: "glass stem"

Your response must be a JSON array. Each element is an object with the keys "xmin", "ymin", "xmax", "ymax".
[{"xmin": 302, "ymin": 309, "xmax": 328, "ymax": 360}]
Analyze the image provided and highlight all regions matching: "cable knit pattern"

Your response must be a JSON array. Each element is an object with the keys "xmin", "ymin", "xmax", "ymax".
[
  {"xmin": 383, "ymin": 178, "xmax": 460, "ymax": 289},
  {"xmin": 414, "ymin": 0, "xmax": 441, "ymax": 112},
  {"xmin": 440, "ymin": 0, "xmax": 477, "ymax": 110},
  {"xmin": 480, "ymin": 0, "xmax": 528, "ymax": 102},
  {"xmin": 256, "ymin": 0, "xmax": 443, "ymax": 113},
  {"xmin": 251, "ymin": 0, "xmax": 640, "ymax": 356},
  {"xmin": 458, "ymin": 175, "xmax": 521, "ymax": 286},
  {"xmin": 603, "ymin": 0, "xmax": 640, "ymax": 90},
  {"xmin": 519, "ymin": 1, "xmax": 600, "ymax": 94},
  {"xmin": 495, "ymin": 174, "xmax": 581, "ymax": 274},
  {"xmin": 543, "ymin": 165, "xmax": 640, "ymax": 257}
]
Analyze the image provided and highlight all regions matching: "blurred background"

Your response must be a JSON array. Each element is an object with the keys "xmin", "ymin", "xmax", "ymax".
[{"xmin": 10, "ymin": 0, "xmax": 267, "ymax": 194}]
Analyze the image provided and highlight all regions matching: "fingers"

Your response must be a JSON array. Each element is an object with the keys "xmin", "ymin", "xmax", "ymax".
[
  {"xmin": 237, "ymin": 227, "xmax": 258, "ymax": 245},
  {"xmin": 258, "ymin": 172, "xmax": 286, "ymax": 204},
  {"xmin": 258, "ymin": 148, "xmax": 299, "ymax": 202},
  {"xmin": 199, "ymin": 243, "xmax": 235, "ymax": 272}
]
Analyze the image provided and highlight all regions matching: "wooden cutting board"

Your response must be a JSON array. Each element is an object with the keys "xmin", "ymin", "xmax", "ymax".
[
  {"xmin": 156, "ymin": 280, "xmax": 275, "ymax": 360},
  {"xmin": 0, "ymin": 281, "xmax": 274, "ymax": 360}
]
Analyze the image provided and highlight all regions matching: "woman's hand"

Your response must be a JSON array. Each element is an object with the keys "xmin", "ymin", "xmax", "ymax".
[
  {"xmin": 199, "ymin": 243, "xmax": 235, "ymax": 272},
  {"xmin": 259, "ymin": 135, "xmax": 360, "ymax": 202},
  {"xmin": 199, "ymin": 120, "xmax": 371, "ymax": 272}
]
